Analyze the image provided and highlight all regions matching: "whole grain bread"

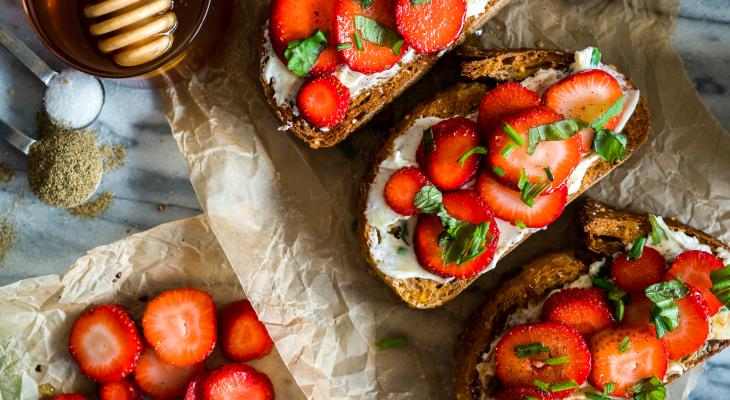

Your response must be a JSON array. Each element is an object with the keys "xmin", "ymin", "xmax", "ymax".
[
  {"xmin": 452, "ymin": 199, "xmax": 730, "ymax": 400},
  {"xmin": 259, "ymin": 1, "xmax": 511, "ymax": 149},
  {"xmin": 357, "ymin": 49, "xmax": 651, "ymax": 309}
]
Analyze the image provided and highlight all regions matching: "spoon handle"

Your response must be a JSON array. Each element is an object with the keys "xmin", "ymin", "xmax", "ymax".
[
  {"xmin": 0, "ymin": 120, "xmax": 35, "ymax": 155},
  {"xmin": 0, "ymin": 24, "xmax": 57, "ymax": 85}
]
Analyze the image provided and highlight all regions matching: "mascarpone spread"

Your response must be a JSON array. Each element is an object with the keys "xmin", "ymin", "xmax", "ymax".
[{"xmin": 365, "ymin": 48, "xmax": 640, "ymax": 283}]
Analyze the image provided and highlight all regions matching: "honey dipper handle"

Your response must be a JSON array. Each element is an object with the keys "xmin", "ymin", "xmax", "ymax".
[{"xmin": 0, "ymin": 24, "xmax": 58, "ymax": 86}]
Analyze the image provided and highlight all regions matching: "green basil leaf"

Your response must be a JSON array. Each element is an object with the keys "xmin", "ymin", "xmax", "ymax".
[
  {"xmin": 440, "ymin": 221, "xmax": 491, "ymax": 265},
  {"xmin": 517, "ymin": 169, "xmax": 548, "ymax": 207},
  {"xmin": 284, "ymin": 30, "xmax": 328, "ymax": 77},
  {"xmin": 391, "ymin": 39, "xmax": 405, "ymax": 56},
  {"xmin": 645, "ymin": 280, "xmax": 689, "ymax": 338},
  {"xmin": 590, "ymin": 95, "xmax": 625, "ymax": 131},
  {"xmin": 604, "ymin": 383, "xmax": 615, "ymax": 395},
  {"xmin": 550, "ymin": 381, "xmax": 578, "ymax": 392},
  {"xmin": 356, "ymin": 0, "xmax": 374, "ymax": 8},
  {"xmin": 502, "ymin": 123, "xmax": 525, "ymax": 146},
  {"xmin": 590, "ymin": 48, "xmax": 602, "ymax": 67},
  {"xmin": 376, "ymin": 336, "xmax": 408, "ymax": 349},
  {"xmin": 545, "ymin": 355, "xmax": 569, "ymax": 365},
  {"xmin": 619, "ymin": 336, "xmax": 632, "ymax": 353},
  {"xmin": 585, "ymin": 393, "xmax": 609, "ymax": 400},
  {"xmin": 593, "ymin": 129, "xmax": 628, "ymax": 163},
  {"xmin": 514, "ymin": 342, "xmax": 549, "ymax": 358},
  {"xmin": 337, "ymin": 42, "xmax": 353, "ymax": 51},
  {"xmin": 627, "ymin": 236, "xmax": 647, "ymax": 260},
  {"xmin": 457, "ymin": 146, "xmax": 488, "ymax": 166},
  {"xmin": 354, "ymin": 15, "xmax": 403, "ymax": 49},
  {"xmin": 593, "ymin": 277, "xmax": 628, "ymax": 322},
  {"xmin": 630, "ymin": 376, "xmax": 666, "ymax": 400},
  {"xmin": 423, "ymin": 127, "xmax": 436, "ymax": 154},
  {"xmin": 648, "ymin": 214, "xmax": 669, "ymax": 245},
  {"xmin": 710, "ymin": 264, "xmax": 730, "ymax": 308},
  {"xmin": 411, "ymin": 0, "xmax": 430, "ymax": 5},
  {"xmin": 493, "ymin": 166, "xmax": 506, "ymax": 176},
  {"xmin": 353, "ymin": 32, "xmax": 365, "ymax": 51},
  {"xmin": 534, "ymin": 379, "xmax": 550, "ymax": 392},
  {"xmin": 544, "ymin": 167, "xmax": 554, "ymax": 182},
  {"xmin": 527, "ymin": 118, "xmax": 586, "ymax": 155},
  {"xmin": 413, "ymin": 184, "xmax": 442, "ymax": 214}
]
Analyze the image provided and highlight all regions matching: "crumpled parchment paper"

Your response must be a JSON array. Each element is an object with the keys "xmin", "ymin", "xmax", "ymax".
[
  {"xmin": 0, "ymin": 216, "xmax": 305, "ymax": 400},
  {"xmin": 162, "ymin": 0, "xmax": 729, "ymax": 398}
]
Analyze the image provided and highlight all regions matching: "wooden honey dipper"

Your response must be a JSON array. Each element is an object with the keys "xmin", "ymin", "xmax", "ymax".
[{"xmin": 84, "ymin": 0, "xmax": 177, "ymax": 67}]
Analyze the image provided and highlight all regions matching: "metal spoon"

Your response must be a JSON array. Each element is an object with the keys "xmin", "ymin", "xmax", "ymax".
[
  {"xmin": 0, "ymin": 24, "xmax": 105, "ymax": 129},
  {"xmin": 0, "ymin": 119, "xmax": 35, "ymax": 155}
]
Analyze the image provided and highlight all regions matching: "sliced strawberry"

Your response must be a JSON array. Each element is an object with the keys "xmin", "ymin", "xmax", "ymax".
[
  {"xmin": 220, "ymin": 300, "xmax": 275, "ymax": 362},
  {"xmin": 475, "ymin": 172, "xmax": 566, "ymax": 228},
  {"xmin": 297, "ymin": 75, "xmax": 350, "ymax": 129},
  {"xmin": 142, "ymin": 288, "xmax": 217, "ymax": 366},
  {"xmin": 383, "ymin": 167, "xmax": 430, "ymax": 216},
  {"xmin": 543, "ymin": 69, "xmax": 624, "ymax": 152},
  {"xmin": 51, "ymin": 395, "xmax": 87, "ymax": 400},
  {"xmin": 610, "ymin": 247, "xmax": 666, "ymax": 293},
  {"xmin": 68, "ymin": 304, "xmax": 143, "ymax": 384},
  {"xmin": 394, "ymin": 0, "xmax": 465, "ymax": 54},
  {"xmin": 664, "ymin": 250, "xmax": 725, "ymax": 316},
  {"xmin": 134, "ymin": 347, "xmax": 205, "ymax": 400},
  {"xmin": 488, "ymin": 106, "xmax": 581, "ymax": 192},
  {"xmin": 661, "ymin": 288, "xmax": 710, "ymax": 360},
  {"xmin": 203, "ymin": 364, "xmax": 275, "ymax": 400},
  {"xmin": 184, "ymin": 373, "xmax": 208, "ymax": 400},
  {"xmin": 495, "ymin": 321, "xmax": 591, "ymax": 392},
  {"xmin": 416, "ymin": 116, "xmax": 481, "ymax": 191},
  {"xmin": 477, "ymin": 82, "xmax": 541, "ymax": 136},
  {"xmin": 335, "ymin": 0, "xmax": 407, "ymax": 74},
  {"xmin": 270, "ymin": 0, "xmax": 338, "ymax": 75},
  {"xmin": 413, "ymin": 191, "xmax": 499, "ymax": 278},
  {"xmin": 496, "ymin": 386, "xmax": 557, "ymax": 400},
  {"xmin": 99, "ymin": 380, "xmax": 144, "ymax": 400},
  {"xmin": 541, "ymin": 288, "xmax": 615, "ymax": 338},
  {"xmin": 589, "ymin": 325, "xmax": 667, "ymax": 397}
]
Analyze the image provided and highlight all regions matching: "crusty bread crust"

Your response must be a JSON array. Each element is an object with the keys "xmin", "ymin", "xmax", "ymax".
[
  {"xmin": 357, "ymin": 49, "xmax": 651, "ymax": 309},
  {"xmin": 259, "ymin": 1, "xmax": 511, "ymax": 149},
  {"xmin": 453, "ymin": 199, "xmax": 730, "ymax": 400}
]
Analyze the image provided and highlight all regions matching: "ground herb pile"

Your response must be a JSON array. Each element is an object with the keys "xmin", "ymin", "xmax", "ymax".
[{"xmin": 68, "ymin": 191, "xmax": 114, "ymax": 219}]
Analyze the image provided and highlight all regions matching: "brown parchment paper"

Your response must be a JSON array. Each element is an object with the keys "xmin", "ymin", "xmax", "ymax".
[
  {"xmin": 163, "ymin": 0, "xmax": 729, "ymax": 398},
  {"xmin": 0, "ymin": 216, "xmax": 305, "ymax": 400}
]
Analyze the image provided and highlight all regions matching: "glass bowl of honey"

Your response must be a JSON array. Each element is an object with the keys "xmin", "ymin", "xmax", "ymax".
[{"xmin": 22, "ymin": 0, "xmax": 232, "ymax": 82}]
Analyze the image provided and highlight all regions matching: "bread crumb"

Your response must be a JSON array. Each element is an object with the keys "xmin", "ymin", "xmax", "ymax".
[{"xmin": 158, "ymin": 204, "xmax": 166, "ymax": 212}]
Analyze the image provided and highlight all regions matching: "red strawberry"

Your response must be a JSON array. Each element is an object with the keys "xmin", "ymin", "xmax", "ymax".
[
  {"xmin": 51, "ymin": 395, "xmax": 87, "ymax": 400},
  {"xmin": 494, "ymin": 322, "xmax": 591, "ymax": 392},
  {"xmin": 220, "ymin": 300, "xmax": 275, "ymax": 362},
  {"xmin": 269, "ymin": 0, "xmax": 338, "ymax": 75},
  {"xmin": 664, "ymin": 250, "xmax": 725, "ymax": 316},
  {"xmin": 203, "ymin": 364, "xmax": 275, "ymax": 400},
  {"xmin": 335, "ymin": 0, "xmax": 407, "ymax": 74},
  {"xmin": 99, "ymin": 380, "xmax": 144, "ymax": 400},
  {"xmin": 543, "ymin": 69, "xmax": 624, "ymax": 152},
  {"xmin": 477, "ymin": 82, "xmax": 541, "ymax": 136},
  {"xmin": 541, "ymin": 288, "xmax": 615, "ymax": 338},
  {"xmin": 383, "ymin": 167, "xmax": 430, "ymax": 216},
  {"xmin": 68, "ymin": 304, "xmax": 143, "ymax": 384},
  {"xmin": 496, "ymin": 386, "xmax": 557, "ymax": 400},
  {"xmin": 413, "ymin": 191, "xmax": 499, "ymax": 278},
  {"xmin": 475, "ymin": 172, "xmax": 567, "ymax": 228},
  {"xmin": 297, "ymin": 75, "xmax": 350, "ymax": 129},
  {"xmin": 488, "ymin": 106, "xmax": 581, "ymax": 193},
  {"xmin": 660, "ymin": 288, "xmax": 710, "ymax": 360},
  {"xmin": 394, "ymin": 0, "xmax": 465, "ymax": 54},
  {"xmin": 589, "ymin": 325, "xmax": 667, "ymax": 396},
  {"xmin": 416, "ymin": 116, "xmax": 481, "ymax": 191},
  {"xmin": 610, "ymin": 247, "xmax": 666, "ymax": 293},
  {"xmin": 142, "ymin": 288, "xmax": 217, "ymax": 366},
  {"xmin": 184, "ymin": 373, "xmax": 208, "ymax": 400},
  {"xmin": 134, "ymin": 347, "xmax": 205, "ymax": 400},
  {"xmin": 622, "ymin": 293, "xmax": 654, "ymax": 328}
]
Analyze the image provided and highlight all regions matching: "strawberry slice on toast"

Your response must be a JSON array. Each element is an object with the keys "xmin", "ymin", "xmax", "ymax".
[
  {"xmin": 487, "ymin": 106, "xmax": 581, "ymax": 193},
  {"xmin": 203, "ymin": 364, "xmax": 275, "ymax": 400},
  {"xmin": 664, "ymin": 250, "xmax": 725, "ymax": 316},
  {"xmin": 142, "ymin": 288, "xmax": 217, "ymax": 366},
  {"xmin": 660, "ymin": 288, "xmax": 710, "ymax": 360},
  {"xmin": 416, "ymin": 116, "xmax": 481, "ymax": 191},
  {"xmin": 383, "ymin": 167, "xmax": 430, "ymax": 216},
  {"xmin": 541, "ymin": 287, "xmax": 615, "ymax": 338},
  {"xmin": 68, "ymin": 304, "xmax": 143, "ymax": 384},
  {"xmin": 219, "ymin": 300, "xmax": 275, "ymax": 362},
  {"xmin": 269, "ymin": 0, "xmax": 338, "ymax": 75},
  {"xmin": 134, "ymin": 347, "xmax": 205, "ymax": 400},
  {"xmin": 336, "ymin": 0, "xmax": 407, "ymax": 74},
  {"xmin": 477, "ymin": 82, "xmax": 541, "ymax": 136},
  {"xmin": 610, "ymin": 247, "xmax": 666, "ymax": 293},
  {"xmin": 297, "ymin": 75, "xmax": 350, "ymax": 128},
  {"xmin": 99, "ymin": 380, "xmax": 144, "ymax": 400},
  {"xmin": 394, "ymin": 0, "xmax": 466, "ymax": 54}
]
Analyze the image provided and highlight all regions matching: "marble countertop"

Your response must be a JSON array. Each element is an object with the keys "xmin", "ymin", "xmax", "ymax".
[{"xmin": 0, "ymin": 0, "xmax": 728, "ymax": 397}]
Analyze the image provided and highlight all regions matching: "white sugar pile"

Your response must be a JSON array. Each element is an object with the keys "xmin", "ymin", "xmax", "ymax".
[{"xmin": 44, "ymin": 69, "xmax": 104, "ymax": 129}]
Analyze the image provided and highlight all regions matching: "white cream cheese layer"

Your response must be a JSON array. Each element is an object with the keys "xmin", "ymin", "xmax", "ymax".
[{"xmin": 366, "ymin": 47, "xmax": 640, "ymax": 283}]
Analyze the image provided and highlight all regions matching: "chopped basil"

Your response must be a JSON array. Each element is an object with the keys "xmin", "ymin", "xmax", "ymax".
[
  {"xmin": 648, "ymin": 214, "xmax": 669, "ymax": 245},
  {"xmin": 457, "ymin": 146, "xmax": 488, "ymax": 166},
  {"xmin": 353, "ymin": 32, "xmax": 365, "ymax": 51},
  {"xmin": 585, "ymin": 383, "xmax": 615, "ymax": 400},
  {"xmin": 593, "ymin": 129, "xmax": 628, "ymax": 163},
  {"xmin": 619, "ymin": 336, "xmax": 632, "ymax": 353},
  {"xmin": 356, "ymin": 0, "xmax": 374, "ymax": 8},
  {"xmin": 284, "ymin": 30, "xmax": 328, "ymax": 77},
  {"xmin": 645, "ymin": 280, "xmax": 689, "ymax": 338},
  {"xmin": 590, "ymin": 96, "xmax": 625, "ymax": 131},
  {"xmin": 515, "ymin": 220, "xmax": 527, "ymax": 230},
  {"xmin": 354, "ymin": 15, "xmax": 403, "ymax": 49},
  {"xmin": 423, "ymin": 127, "xmax": 436, "ymax": 154},
  {"xmin": 526, "ymin": 118, "xmax": 585, "ymax": 155},
  {"xmin": 389, "ymin": 222, "xmax": 410, "ymax": 246},
  {"xmin": 502, "ymin": 123, "xmax": 525, "ymax": 146},
  {"xmin": 493, "ymin": 166, "xmax": 506, "ymax": 176},
  {"xmin": 544, "ymin": 167, "xmax": 554, "ymax": 182},
  {"xmin": 630, "ymin": 376, "xmax": 666, "ymax": 400},
  {"xmin": 337, "ymin": 42, "xmax": 353, "ymax": 51},
  {"xmin": 593, "ymin": 277, "xmax": 628, "ymax": 321},
  {"xmin": 550, "ymin": 381, "xmax": 578, "ymax": 392},
  {"xmin": 413, "ymin": 184, "xmax": 442, "ymax": 214},
  {"xmin": 627, "ymin": 236, "xmax": 646, "ymax": 260},
  {"xmin": 590, "ymin": 48, "xmax": 602, "ymax": 67},
  {"xmin": 501, "ymin": 142, "xmax": 516, "ymax": 158},
  {"xmin": 585, "ymin": 393, "xmax": 609, "ymax": 400},
  {"xmin": 514, "ymin": 342, "xmax": 549, "ymax": 358},
  {"xmin": 605, "ymin": 383, "xmax": 615, "ymax": 395},
  {"xmin": 710, "ymin": 265, "xmax": 730, "ymax": 308},
  {"xmin": 411, "ymin": 0, "xmax": 430, "ymax": 5},
  {"xmin": 525, "ymin": 397, "xmax": 539, "ymax": 400},
  {"xmin": 376, "ymin": 336, "xmax": 408, "ymax": 349},
  {"xmin": 396, "ymin": 246, "xmax": 407, "ymax": 255},
  {"xmin": 391, "ymin": 39, "xmax": 405, "ymax": 56},
  {"xmin": 518, "ymin": 169, "xmax": 548, "ymax": 208},
  {"xmin": 545, "ymin": 355, "xmax": 569, "ymax": 365},
  {"xmin": 534, "ymin": 379, "xmax": 550, "ymax": 392}
]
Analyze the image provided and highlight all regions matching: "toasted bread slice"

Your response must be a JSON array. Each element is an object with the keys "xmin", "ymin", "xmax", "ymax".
[
  {"xmin": 453, "ymin": 199, "xmax": 730, "ymax": 400},
  {"xmin": 358, "ymin": 49, "xmax": 651, "ymax": 309},
  {"xmin": 259, "ymin": 1, "xmax": 511, "ymax": 149}
]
